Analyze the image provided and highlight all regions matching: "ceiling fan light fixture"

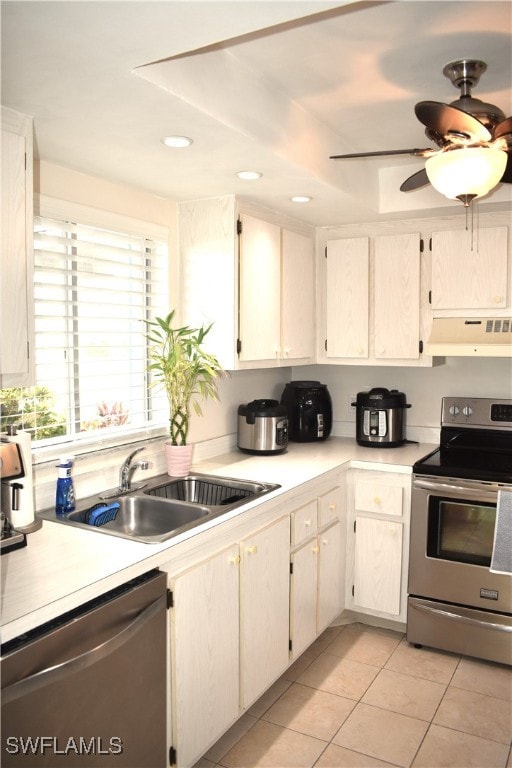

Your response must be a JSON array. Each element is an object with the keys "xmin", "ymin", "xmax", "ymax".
[{"xmin": 425, "ymin": 146, "xmax": 507, "ymax": 205}]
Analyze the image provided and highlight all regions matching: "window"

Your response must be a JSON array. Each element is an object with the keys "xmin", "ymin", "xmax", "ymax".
[{"xmin": 0, "ymin": 212, "xmax": 169, "ymax": 449}]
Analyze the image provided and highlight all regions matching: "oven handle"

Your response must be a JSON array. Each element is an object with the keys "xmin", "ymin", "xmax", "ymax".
[
  {"xmin": 411, "ymin": 600, "xmax": 512, "ymax": 633},
  {"xmin": 413, "ymin": 478, "xmax": 500, "ymax": 500}
]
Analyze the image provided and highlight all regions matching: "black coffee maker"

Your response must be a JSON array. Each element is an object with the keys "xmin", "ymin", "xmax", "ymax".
[{"xmin": 280, "ymin": 381, "xmax": 332, "ymax": 442}]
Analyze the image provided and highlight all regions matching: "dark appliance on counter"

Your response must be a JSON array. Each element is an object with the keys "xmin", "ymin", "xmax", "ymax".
[
  {"xmin": 1, "ymin": 440, "xmax": 27, "ymax": 554},
  {"xmin": 1, "ymin": 569, "xmax": 167, "ymax": 767},
  {"xmin": 408, "ymin": 397, "xmax": 512, "ymax": 666},
  {"xmin": 353, "ymin": 388, "xmax": 410, "ymax": 447},
  {"xmin": 238, "ymin": 399, "xmax": 288, "ymax": 455},
  {"xmin": 280, "ymin": 381, "xmax": 332, "ymax": 442}
]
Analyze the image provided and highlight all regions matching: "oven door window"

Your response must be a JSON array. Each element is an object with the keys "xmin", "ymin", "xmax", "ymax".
[{"xmin": 427, "ymin": 496, "xmax": 496, "ymax": 566}]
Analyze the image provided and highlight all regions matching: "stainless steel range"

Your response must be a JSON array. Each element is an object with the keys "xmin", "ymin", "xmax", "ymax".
[{"xmin": 407, "ymin": 397, "xmax": 512, "ymax": 666}]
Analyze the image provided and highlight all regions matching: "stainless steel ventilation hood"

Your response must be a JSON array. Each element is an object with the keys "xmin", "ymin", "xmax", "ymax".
[{"xmin": 425, "ymin": 317, "xmax": 512, "ymax": 357}]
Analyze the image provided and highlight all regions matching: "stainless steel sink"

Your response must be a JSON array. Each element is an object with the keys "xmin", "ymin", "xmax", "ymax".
[
  {"xmin": 39, "ymin": 473, "xmax": 280, "ymax": 543},
  {"xmin": 66, "ymin": 496, "xmax": 210, "ymax": 542},
  {"xmin": 144, "ymin": 474, "xmax": 278, "ymax": 510}
]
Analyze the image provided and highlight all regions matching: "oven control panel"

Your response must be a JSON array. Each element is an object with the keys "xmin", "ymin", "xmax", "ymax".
[{"xmin": 441, "ymin": 397, "xmax": 512, "ymax": 429}]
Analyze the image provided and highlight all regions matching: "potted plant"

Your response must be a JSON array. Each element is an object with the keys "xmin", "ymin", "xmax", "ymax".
[{"xmin": 146, "ymin": 310, "xmax": 224, "ymax": 476}]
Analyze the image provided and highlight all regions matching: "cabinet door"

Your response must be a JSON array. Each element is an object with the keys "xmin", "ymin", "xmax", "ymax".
[
  {"xmin": 170, "ymin": 544, "xmax": 240, "ymax": 768},
  {"xmin": 281, "ymin": 229, "xmax": 315, "ymax": 361},
  {"xmin": 290, "ymin": 540, "xmax": 318, "ymax": 659},
  {"xmin": 431, "ymin": 227, "xmax": 508, "ymax": 309},
  {"xmin": 317, "ymin": 521, "xmax": 343, "ymax": 632},
  {"xmin": 374, "ymin": 233, "xmax": 421, "ymax": 359},
  {"xmin": 239, "ymin": 214, "xmax": 281, "ymax": 362},
  {"xmin": 353, "ymin": 516, "xmax": 403, "ymax": 616},
  {"xmin": 1, "ymin": 109, "xmax": 34, "ymax": 386},
  {"xmin": 326, "ymin": 237, "xmax": 369, "ymax": 358},
  {"xmin": 240, "ymin": 516, "xmax": 290, "ymax": 707}
]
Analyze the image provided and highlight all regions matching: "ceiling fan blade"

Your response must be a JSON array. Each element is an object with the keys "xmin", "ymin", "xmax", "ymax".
[
  {"xmin": 329, "ymin": 148, "xmax": 432, "ymax": 160},
  {"xmin": 400, "ymin": 168, "xmax": 430, "ymax": 192},
  {"xmin": 415, "ymin": 101, "xmax": 492, "ymax": 142},
  {"xmin": 493, "ymin": 115, "xmax": 512, "ymax": 146},
  {"xmin": 500, "ymin": 152, "xmax": 512, "ymax": 183}
]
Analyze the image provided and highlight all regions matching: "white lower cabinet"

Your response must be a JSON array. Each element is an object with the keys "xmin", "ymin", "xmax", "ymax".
[
  {"xmin": 166, "ymin": 515, "xmax": 290, "ymax": 767},
  {"xmin": 240, "ymin": 516, "xmax": 291, "ymax": 708},
  {"xmin": 168, "ymin": 543, "xmax": 240, "ymax": 768},
  {"xmin": 346, "ymin": 470, "xmax": 411, "ymax": 623},
  {"xmin": 289, "ymin": 487, "xmax": 344, "ymax": 660}
]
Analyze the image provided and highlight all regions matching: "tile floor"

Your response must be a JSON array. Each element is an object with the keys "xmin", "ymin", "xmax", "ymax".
[{"xmin": 196, "ymin": 623, "xmax": 512, "ymax": 768}]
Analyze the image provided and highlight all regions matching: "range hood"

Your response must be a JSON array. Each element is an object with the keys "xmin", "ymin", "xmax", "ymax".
[{"xmin": 426, "ymin": 317, "xmax": 512, "ymax": 357}]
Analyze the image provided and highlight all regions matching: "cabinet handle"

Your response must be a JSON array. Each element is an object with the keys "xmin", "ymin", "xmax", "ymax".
[
  {"xmin": 374, "ymin": 496, "xmax": 382, "ymax": 505},
  {"xmin": 247, "ymin": 545, "xmax": 258, "ymax": 555},
  {"xmin": 322, "ymin": 538, "xmax": 328, "ymax": 545},
  {"xmin": 329, "ymin": 503, "xmax": 336, "ymax": 511},
  {"xmin": 305, "ymin": 519, "xmax": 311, "ymax": 527},
  {"xmin": 312, "ymin": 545, "xmax": 320, "ymax": 554},
  {"xmin": 229, "ymin": 555, "xmax": 241, "ymax": 565},
  {"xmin": 493, "ymin": 296, "xmax": 503, "ymax": 304}
]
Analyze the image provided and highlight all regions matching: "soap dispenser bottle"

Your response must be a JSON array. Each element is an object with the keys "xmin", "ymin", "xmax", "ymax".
[{"xmin": 55, "ymin": 457, "xmax": 76, "ymax": 515}]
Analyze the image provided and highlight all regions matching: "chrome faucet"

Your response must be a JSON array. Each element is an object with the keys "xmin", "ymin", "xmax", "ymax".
[{"xmin": 118, "ymin": 447, "xmax": 149, "ymax": 493}]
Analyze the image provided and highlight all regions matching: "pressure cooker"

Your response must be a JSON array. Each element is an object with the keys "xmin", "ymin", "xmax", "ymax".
[
  {"xmin": 237, "ymin": 399, "xmax": 288, "ymax": 455},
  {"xmin": 353, "ymin": 388, "xmax": 411, "ymax": 447}
]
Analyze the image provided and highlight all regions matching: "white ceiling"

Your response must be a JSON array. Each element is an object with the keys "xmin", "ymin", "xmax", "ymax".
[{"xmin": 2, "ymin": 0, "xmax": 511, "ymax": 226}]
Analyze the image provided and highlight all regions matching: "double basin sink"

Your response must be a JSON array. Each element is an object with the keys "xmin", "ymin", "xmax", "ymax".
[{"xmin": 42, "ymin": 474, "xmax": 280, "ymax": 544}]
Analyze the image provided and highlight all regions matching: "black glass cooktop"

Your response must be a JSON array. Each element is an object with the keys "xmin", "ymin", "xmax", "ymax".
[{"xmin": 413, "ymin": 428, "xmax": 512, "ymax": 484}]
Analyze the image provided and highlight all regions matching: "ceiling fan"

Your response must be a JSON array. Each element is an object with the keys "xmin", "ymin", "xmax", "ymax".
[{"xmin": 330, "ymin": 59, "xmax": 512, "ymax": 206}]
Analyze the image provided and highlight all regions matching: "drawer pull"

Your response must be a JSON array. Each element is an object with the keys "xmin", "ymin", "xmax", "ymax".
[
  {"xmin": 247, "ymin": 545, "xmax": 258, "ymax": 555},
  {"xmin": 374, "ymin": 496, "xmax": 382, "ymax": 505},
  {"xmin": 329, "ymin": 503, "xmax": 336, "ymax": 511},
  {"xmin": 229, "ymin": 555, "xmax": 240, "ymax": 565},
  {"xmin": 312, "ymin": 545, "xmax": 320, "ymax": 554},
  {"xmin": 305, "ymin": 519, "xmax": 312, "ymax": 527}
]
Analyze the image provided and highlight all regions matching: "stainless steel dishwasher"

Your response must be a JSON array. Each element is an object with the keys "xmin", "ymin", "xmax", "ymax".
[{"xmin": 1, "ymin": 569, "xmax": 167, "ymax": 767}]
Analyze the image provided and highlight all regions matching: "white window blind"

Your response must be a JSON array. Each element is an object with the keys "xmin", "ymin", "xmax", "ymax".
[{"xmin": 27, "ymin": 214, "xmax": 169, "ymax": 447}]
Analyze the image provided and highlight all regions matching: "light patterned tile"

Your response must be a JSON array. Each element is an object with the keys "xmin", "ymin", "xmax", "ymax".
[
  {"xmin": 297, "ymin": 653, "xmax": 380, "ymax": 700},
  {"xmin": 332, "ymin": 702, "xmax": 428, "ymax": 767},
  {"xmin": 434, "ymin": 687, "xmax": 512, "ymax": 744},
  {"xmin": 451, "ymin": 657, "xmax": 512, "ymax": 701},
  {"xmin": 262, "ymin": 682, "xmax": 356, "ymax": 740},
  {"xmin": 204, "ymin": 714, "xmax": 257, "ymax": 764},
  {"xmin": 326, "ymin": 624, "xmax": 403, "ymax": 667},
  {"xmin": 385, "ymin": 638, "xmax": 460, "ymax": 684},
  {"xmin": 247, "ymin": 677, "xmax": 293, "ymax": 718},
  {"xmin": 362, "ymin": 669, "xmax": 446, "ymax": 721},
  {"xmin": 284, "ymin": 628, "xmax": 344, "ymax": 682},
  {"xmin": 219, "ymin": 719, "xmax": 327, "ymax": 768},
  {"xmin": 315, "ymin": 743, "xmax": 400, "ymax": 767},
  {"xmin": 412, "ymin": 724, "xmax": 510, "ymax": 768}
]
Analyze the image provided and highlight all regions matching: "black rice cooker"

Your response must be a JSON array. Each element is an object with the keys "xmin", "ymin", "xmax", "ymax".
[{"xmin": 353, "ymin": 388, "xmax": 411, "ymax": 447}]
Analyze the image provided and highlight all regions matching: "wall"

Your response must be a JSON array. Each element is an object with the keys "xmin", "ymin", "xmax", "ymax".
[{"xmin": 296, "ymin": 358, "xmax": 512, "ymax": 444}]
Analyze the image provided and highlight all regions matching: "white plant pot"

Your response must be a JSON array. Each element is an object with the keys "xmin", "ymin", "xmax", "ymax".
[{"xmin": 165, "ymin": 443, "xmax": 193, "ymax": 477}]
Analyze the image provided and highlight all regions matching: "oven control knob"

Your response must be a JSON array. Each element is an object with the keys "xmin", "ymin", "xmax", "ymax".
[
  {"xmin": 462, "ymin": 405, "xmax": 473, "ymax": 418},
  {"xmin": 449, "ymin": 405, "xmax": 460, "ymax": 416}
]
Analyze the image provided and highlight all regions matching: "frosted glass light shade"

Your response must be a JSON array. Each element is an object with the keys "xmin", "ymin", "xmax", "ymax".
[{"xmin": 425, "ymin": 147, "xmax": 507, "ymax": 200}]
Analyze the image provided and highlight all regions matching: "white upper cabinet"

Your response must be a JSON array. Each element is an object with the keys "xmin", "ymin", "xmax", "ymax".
[
  {"xmin": 326, "ymin": 236, "xmax": 369, "ymax": 358},
  {"xmin": 281, "ymin": 228, "xmax": 315, "ymax": 362},
  {"xmin": 238, "ymin": 214, "xmax": 281, "ymax": 362},
  {"xmin": 179, "ymin": 196, "xmax": 315, "ymax": 370},
  {"xmin": 1, "ymin": 107, "xmax": 34, "ymax": 387},
  {"xmin": 430, "ymin": 226, "xmax": 509, "ymax": 311},
  {"xmin": 324, "ymin": 232, "xmax": 432, "ymax": 366},
  {"xmin": 374, "ymin": 233, "xmax": 421, "ymax": 359}
]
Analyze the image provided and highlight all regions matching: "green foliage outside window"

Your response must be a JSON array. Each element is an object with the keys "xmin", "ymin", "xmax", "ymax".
[{"xmin": 0, "ymin": 387, "xmax": 66, "ymax": 440}]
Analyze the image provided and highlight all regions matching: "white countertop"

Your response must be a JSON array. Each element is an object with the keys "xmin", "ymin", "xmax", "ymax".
[{"xmin": 1, "ymin": 438, "xmax": 435, "ymax": 644}]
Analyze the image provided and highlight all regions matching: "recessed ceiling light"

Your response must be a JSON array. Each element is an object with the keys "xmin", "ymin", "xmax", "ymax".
[
  {"xmin": 236, "ymin": 170, "xmax": 262, "ymax": 180},
  {"xmin": 161, "ymin": 136, "xmax": 193, "ymax": 148},
  {"xmin": 290, "ymin": 195, "xmax": 312, "ymax": 203}
]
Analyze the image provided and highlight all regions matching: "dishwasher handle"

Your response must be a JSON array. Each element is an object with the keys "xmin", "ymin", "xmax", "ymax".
[{"xmin": 2, "ymin": 594, "xmax": 165, "ymax": 706}]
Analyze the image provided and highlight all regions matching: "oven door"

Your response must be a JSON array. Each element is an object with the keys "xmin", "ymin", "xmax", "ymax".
[{"xmin": 409, "ymin": 476, "xmax": 511, "ymax": 613}]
